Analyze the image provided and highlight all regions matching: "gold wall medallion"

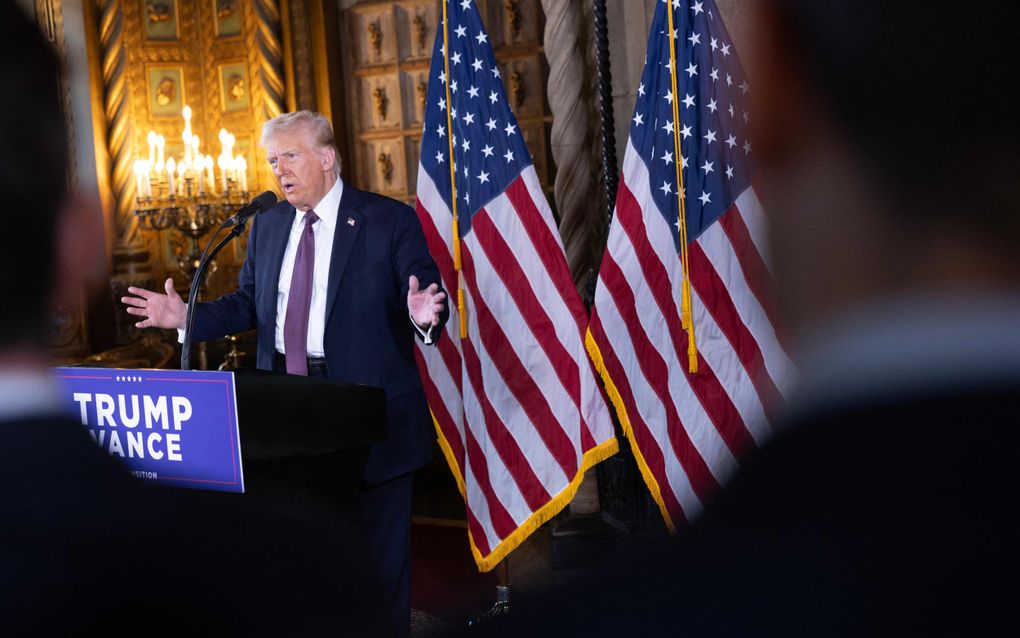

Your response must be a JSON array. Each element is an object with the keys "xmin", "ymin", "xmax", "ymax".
[
  {"xmin": 142, "ymin": 0, "xmax": 180, "ymax": 41},
  {"xmin": 218, "ymin": 62, "xmax": 251, "ymax": 112},
  {"xmin": 214, "ymin": 0, "xmax": 242, "ymax": 37},
  {"xmin": 147, "ymin": 65, "xmax": 185, "ymax": 116}
]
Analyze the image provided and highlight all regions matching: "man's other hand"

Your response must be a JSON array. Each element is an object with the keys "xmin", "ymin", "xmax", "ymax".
[
  {"xmin": 122, "ymin": 278, "xmax": 187, "ymax": 330},
  {"xmin": 407, "ymin": 275, "xmax": 446, "ymax": 330}
]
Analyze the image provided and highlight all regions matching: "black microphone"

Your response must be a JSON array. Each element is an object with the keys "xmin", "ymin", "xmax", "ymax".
[{"xmin": 222, "ymin": 190, "xmax": 278, "ymax": 227}]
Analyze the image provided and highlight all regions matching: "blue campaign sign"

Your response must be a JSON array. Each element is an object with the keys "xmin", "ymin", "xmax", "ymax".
[{"xmin": 53, "ymin": 367, "xmax": 245, "ymax": 493}]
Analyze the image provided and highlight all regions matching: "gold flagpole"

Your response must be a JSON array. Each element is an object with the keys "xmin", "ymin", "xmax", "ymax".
[
  {"xmin": 666, "ymin": 2, "xmax": 698, "ymax": 373},
  {"xmin": 442, "ymin": 0, "xmax": 468, "ymax": 339}
]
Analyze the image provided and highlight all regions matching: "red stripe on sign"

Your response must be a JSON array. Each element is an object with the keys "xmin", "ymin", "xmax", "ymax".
[
  {"xmin": 504, "ymin": 178, "xmax": 589, "ymax": 334},
  {"xmin": 459, "ymin": 328, "xmax": 555, "ymax": 511},
  {"xmin": 589, "ymin": 309, "xmax": 688, "ymax": 526},
  {"xmin": 460, "ymin": 237, "xmax": 578, "ymax": 483},
  {"xmin": 471, "ymin": 210, "xmax": 588, "ymax": 452},
  {"xmin": 598, "ymin": 248, "xmax": 720, "ymax": 505},
  {"xmin": 615, "ymin": 181, "xmax": 758, "ymax": 461},
  {"xmin": 688, "ymin": 241, "xmax": 785, "ymax": 423}
]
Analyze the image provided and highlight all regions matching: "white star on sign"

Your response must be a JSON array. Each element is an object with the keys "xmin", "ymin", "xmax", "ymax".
[
  {"xmin": 451, "ymin": 80, "xmax": 458, "ymax": 93},
  {"xmin": 439, "ymin": 71, "xmax": 447, "ymax": 84},
  {"xmin": 740, "ymin": 81, "xmax": 750, "ymax": 94},
  {"xmin": 710, "ymin": 68, "xmax": 719, "ymax": 81},
  {"xmin": 710, "ymin": 36, "xmax": 718, "ymax": 51}
]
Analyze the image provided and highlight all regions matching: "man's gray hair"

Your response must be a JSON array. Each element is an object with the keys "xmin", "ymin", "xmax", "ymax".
[{"xmin": 261, "ymin": 110, "xmax": 341, "ymax": 176}]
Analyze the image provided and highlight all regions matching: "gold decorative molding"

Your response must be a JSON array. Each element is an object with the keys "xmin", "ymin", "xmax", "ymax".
[
  {"xmin": 509, "ymin": 69, "xmax": 525, "ymax": 108},
  {"xmin": 372, "ymin": 85, "xmax": 389, "ymax": 120},
  {"xmin": 367, "ymin": 20, "xmax": 382, "ymax": 59},
  {"xmin": 377, "ymin": 152, "xmax": 393, "ymax": 185},
  {"xmin": 253, "ymin": 0, "xmax": 285, "ymax": 121},
  {"xmin": 412, "ymin": 12, "xmax": 427, "ymax": 55},
  {"xmin": 505, "ymin": 0, "xmax": 521, "ymax": 40},
  {"xmin": 98, "ymin": 0, "xmax": 140, "ymax": 250}
]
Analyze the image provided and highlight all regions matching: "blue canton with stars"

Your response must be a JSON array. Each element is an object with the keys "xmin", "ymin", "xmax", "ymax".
[
  {"xmin": 420, "ymin": 0, "xmax": 534, "ymax": 235},
  {"xmin": 631, "ymin": 0, "xmax": 754, "ymax": 247}
]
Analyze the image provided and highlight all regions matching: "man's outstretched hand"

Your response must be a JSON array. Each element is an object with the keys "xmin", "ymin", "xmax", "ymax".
[
  {"xmin": 121, "ymin": 278, "xmax": 187, "ymax": 330},
  {"xmin": 407, "ymin": 275, "xmax": 446, "ymax": 331}
]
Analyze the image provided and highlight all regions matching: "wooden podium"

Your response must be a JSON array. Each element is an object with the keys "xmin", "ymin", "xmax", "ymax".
[{"xmin": 231, "ymin": 368, "xmax": 387, "ymax": 516}]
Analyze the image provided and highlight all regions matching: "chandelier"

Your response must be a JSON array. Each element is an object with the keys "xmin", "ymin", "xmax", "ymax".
[{"xmin": 131, "ymin": 105, "xmax": 252, "ymax": 276}]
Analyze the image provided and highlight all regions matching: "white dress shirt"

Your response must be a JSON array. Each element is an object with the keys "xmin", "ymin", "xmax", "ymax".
[{"xmin": 275, "ymin": 178, "xmax": 344, "ymax": 357}]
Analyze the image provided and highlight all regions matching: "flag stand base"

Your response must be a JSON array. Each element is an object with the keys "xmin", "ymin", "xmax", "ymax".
[{"xmin": 465, "ymin": 563, "xmax": 511, "ymax": 629}]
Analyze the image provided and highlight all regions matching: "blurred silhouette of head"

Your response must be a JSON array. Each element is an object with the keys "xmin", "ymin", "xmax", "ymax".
[
  {"xmin": 0, "ymin": 3, "xmax": 70, "ymax": 350},
  {"xmin": 749, "ymin": 2, "xmax": 1020, "ymax": 339}
]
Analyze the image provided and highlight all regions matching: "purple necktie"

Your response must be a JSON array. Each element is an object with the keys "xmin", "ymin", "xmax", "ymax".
[{"xmin": 284, "ymin": 209, "xmax": 319, "ymax": 375}]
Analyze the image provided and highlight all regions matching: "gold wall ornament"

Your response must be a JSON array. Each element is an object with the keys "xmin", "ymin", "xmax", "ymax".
[
  {"xmin": 372, "ymin": 86, "xmax": 389, "ymax": 121},
  {"xmin": 510, "ymin": 70, "xmax": 525, "ymax": 108},
  {"xmin": 505, "ymin": 0, "xmax": 521, "ymax": 40},
  {"xmin": 377, "ymin": 152, "xmax": 393, "ymax": 185},
  {"xmin": 367, "ymin": 20, "xmax": 383, "ymax": 59},
  {"xmin": 217, "ymin": 0, "xmax": 238, "ymax": 20},
  {"xmin": 412, "ymin": 13, "xmax": 427, "ymax": 53},
  {"xmin": 148, "ymin": 3, "xmax": 173, "ymax": 23},
  {"xmin": 417, "ymin": 80, "xmax": 428, "ymax": 112}
]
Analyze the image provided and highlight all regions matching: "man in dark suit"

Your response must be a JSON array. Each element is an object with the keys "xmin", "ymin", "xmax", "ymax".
[
  {"xmin": 124, "ymin": 110, "xmax": 448, "ymax": 636},
  {"xmin": 0, "ymin": 4, "xmax": 367, "ymax": 634},
  {"xmin": 456, "ymin": 2, "xmax": 1020, "ymax": 636}
]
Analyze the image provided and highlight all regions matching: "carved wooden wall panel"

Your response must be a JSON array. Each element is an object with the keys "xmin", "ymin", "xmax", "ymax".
[{"xmin": 338, "ymin": 0, "xmax": 552, "ymax": 205}]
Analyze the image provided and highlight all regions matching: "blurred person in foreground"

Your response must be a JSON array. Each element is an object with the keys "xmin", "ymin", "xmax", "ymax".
[
  {"xmin": 462, "ymin": 1, "xmax": 1019, "ymax": 636},
  {"xmin": 0, "ymin": 4, "xmax": 361, "ymax": 634}
]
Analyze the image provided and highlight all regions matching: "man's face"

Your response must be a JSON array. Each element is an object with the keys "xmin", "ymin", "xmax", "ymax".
[{"xmin": 264, "ymin": 125, "xmax": 334, "ymax": 211}]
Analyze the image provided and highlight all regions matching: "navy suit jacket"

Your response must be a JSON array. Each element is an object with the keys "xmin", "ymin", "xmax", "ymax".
[{"xmin": 193, "ymin": 183, "xmax": 448, "ymax": 483}]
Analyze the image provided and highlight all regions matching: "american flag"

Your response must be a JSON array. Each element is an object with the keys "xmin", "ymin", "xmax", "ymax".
[
  {"xmin": 414, "ymin": 0, "xmax": 617, "ymax": 571},
  {"xmin": 587, "ymin": 0, "xmax": 795, "ymax": 530}
]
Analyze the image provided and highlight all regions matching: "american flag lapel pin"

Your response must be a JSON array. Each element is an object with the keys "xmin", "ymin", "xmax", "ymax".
[{"xmin": 347, "ymin": 217, "xmax": 356, "ymax": 227}]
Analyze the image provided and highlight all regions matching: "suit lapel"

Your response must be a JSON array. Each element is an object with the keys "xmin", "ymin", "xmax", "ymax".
[
  {"xmin": 325, "ymin": 186, "xmax": 363, "ymax": 325},
  {"xmin": 257, "ymin": 205, "xmax": 294, "ymax": 329}
]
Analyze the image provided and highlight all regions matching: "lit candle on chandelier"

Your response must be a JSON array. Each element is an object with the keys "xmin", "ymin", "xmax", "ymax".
[{"xmin": 166, "ymin": 156, "xmax": 176, "ymax": 196}]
